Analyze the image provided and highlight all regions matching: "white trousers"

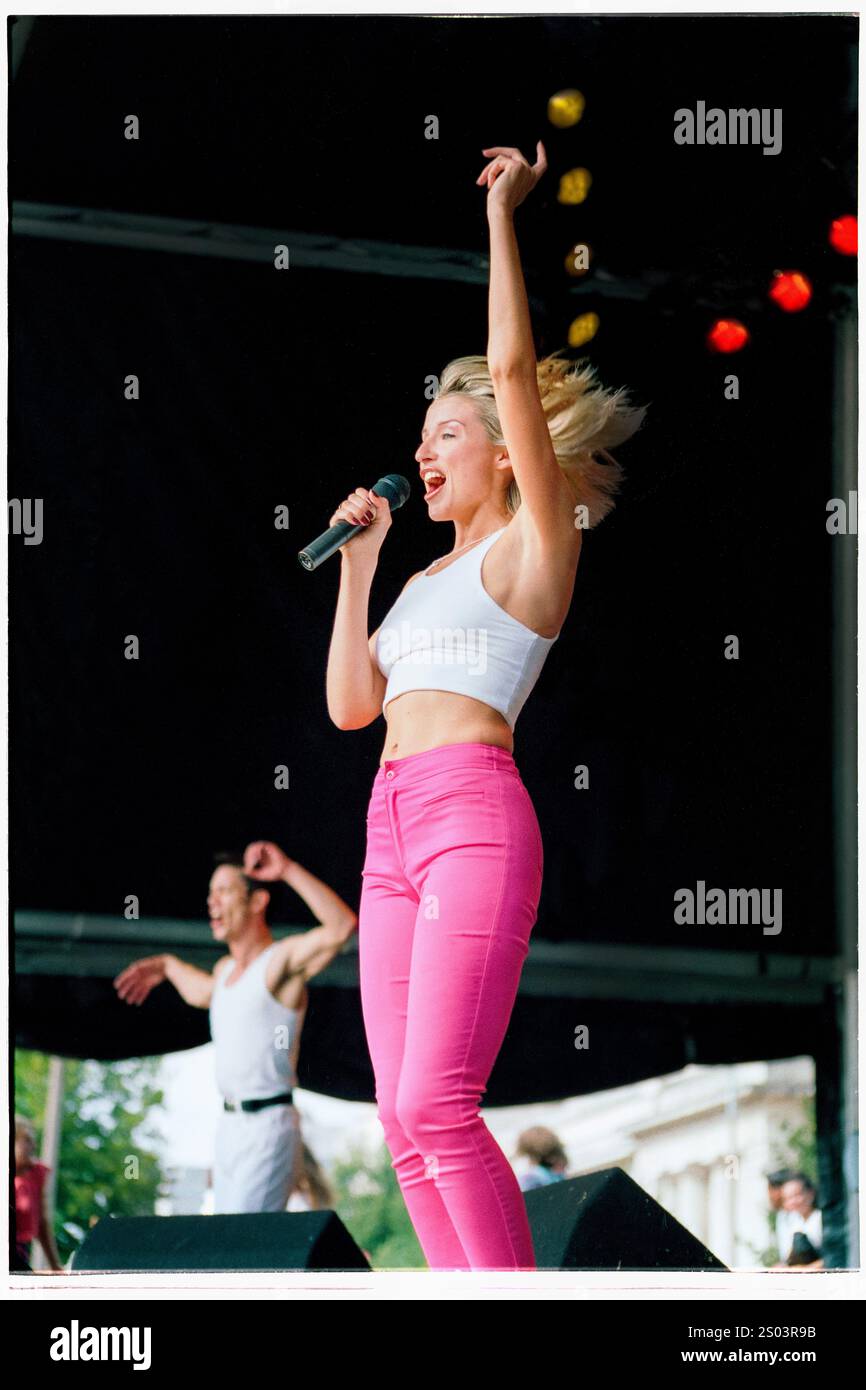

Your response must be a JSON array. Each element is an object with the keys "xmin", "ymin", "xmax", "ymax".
[{"xmin": 213, "ymin": 1102, "xmax": 302, "ymax": 1214}]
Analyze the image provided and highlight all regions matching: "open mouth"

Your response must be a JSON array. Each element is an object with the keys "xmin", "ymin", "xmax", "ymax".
[{"xmin": 423, "ymin": 470, "xmax": 447, "ymax": 500}]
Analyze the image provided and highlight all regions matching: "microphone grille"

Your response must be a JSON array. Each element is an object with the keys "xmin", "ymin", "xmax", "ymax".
[{"xmin": 374, "ymin": 474, "xmax": 411, "ymax": 509}]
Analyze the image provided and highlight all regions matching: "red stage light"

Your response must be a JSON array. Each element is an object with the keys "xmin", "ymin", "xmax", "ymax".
[
  {"xmin": 707, "ymin": 319, "xmax": 750, "ymax": 353},
  {"xmin": 829, "ymin": 215, "xmax": 857, "ymax": 256},
  {"xmin": 768, "ymin": 271, "xmax": 813, "ymax": 312}
]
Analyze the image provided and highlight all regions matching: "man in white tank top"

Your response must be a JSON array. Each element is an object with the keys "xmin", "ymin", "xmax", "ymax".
[{"xmin": 115, "ymin": 842, "xmax": 358, "ymax": 1214}]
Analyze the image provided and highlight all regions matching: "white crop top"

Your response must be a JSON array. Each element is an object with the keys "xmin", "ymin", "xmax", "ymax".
[{"xmin": 374, "ymin": 527, "xmax": 559, "ymax": 731}]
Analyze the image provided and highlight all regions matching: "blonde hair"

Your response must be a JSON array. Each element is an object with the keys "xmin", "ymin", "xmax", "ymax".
[{"xmin": 437, "ymin": 350, "xmax": 647, "ymax": 527}]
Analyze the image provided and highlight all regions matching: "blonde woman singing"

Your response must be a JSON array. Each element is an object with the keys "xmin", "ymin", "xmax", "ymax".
[{"xmin": 325, "ymin": 141, "xmax": 645, "ymax": 1270}]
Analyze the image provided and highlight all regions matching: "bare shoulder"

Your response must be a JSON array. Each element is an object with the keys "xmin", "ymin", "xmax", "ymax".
[{"xmin": 212, "ymin": 954, "xmax": 232, "ymax": 979}]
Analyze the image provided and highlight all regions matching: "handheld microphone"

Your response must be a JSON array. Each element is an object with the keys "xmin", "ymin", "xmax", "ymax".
[{"xmin": 297, "ymin": 474, "xmax": 411, "ymax": 571}]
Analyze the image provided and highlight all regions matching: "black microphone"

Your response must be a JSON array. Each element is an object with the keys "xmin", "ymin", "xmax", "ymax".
[{"xmin": 297, "ymin": 474, "xmax": 411, "ymax": 572}]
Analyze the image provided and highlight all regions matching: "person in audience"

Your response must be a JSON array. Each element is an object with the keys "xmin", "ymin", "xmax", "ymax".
[
  {"xmin": 515, "ymin": 1126, "xmax": 569, "ymax": 1192},
  {"xmin": 14, "ymin": 1115, "xmax": 63, "ymax": 1272},
  {"xmin": 771, "ymin": 1172, "xmax": 823, "ymax": 1270}
]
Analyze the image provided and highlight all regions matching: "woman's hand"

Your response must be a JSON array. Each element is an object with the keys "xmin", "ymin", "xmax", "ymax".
[
  {"xmin": 476, "ymin": 141, "xmax": 547, "ymax": 215},
  {"xmin": 329, "ymin": 486, "xmax": 392, "ymax": 559}
]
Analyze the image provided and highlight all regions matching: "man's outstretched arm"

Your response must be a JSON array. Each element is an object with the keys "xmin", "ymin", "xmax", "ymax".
[{"xmin": 114, "ymin": 953, "xmax": 219, "ymax": 1009}]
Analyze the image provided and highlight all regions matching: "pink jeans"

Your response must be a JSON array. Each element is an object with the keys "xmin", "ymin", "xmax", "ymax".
[{"xmin": 359, "ymin": 741, "xmax": 543, "ymax": 1271}]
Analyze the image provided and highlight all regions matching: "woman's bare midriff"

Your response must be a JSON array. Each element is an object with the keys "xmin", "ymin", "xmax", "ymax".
[{"xmin": 379, "ymin": 689, "xmax": 513, "ymax": 765}]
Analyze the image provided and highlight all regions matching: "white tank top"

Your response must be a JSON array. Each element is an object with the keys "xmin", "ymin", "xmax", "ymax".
[
  {"xmin": 375, "ymin": 527, "xmax": 559, "ymax": 731},
  {"xmin": 209, "ymin": 942, "xmax": 305, "ymax": 1102}
]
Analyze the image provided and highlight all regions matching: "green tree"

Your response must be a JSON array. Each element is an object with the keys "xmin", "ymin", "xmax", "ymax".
[
  {"xmin": 15, "ymin": 1050, "xmax": 167, "ymax": 1264},
  {"xmin": 330, "ymin": 1141, "xmax": 427, "ymax": 1269},
  {"xmin": 780, "ymin": 1095, "xmax": 819, "ymax": 1183}
]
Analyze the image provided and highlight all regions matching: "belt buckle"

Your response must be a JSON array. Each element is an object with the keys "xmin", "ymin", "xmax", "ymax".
[{"xmin": 224, "ymin": 1098, "xmax": 238, "ymax": 1113}]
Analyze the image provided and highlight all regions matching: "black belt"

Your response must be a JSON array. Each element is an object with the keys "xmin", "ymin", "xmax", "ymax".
[{"xmin": 223, "ymin": 1091, "xmax": 293, "ymax": 1113}]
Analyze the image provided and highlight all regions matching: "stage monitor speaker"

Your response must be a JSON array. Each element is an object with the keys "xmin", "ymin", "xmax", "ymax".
[
  {"xmin": 524, "ymin": 1168, "xmax": 729, "ymax": 1270},
  {"xmin": 71, "ymin": 1211, "xmax": 372, "ymax": 1272}
]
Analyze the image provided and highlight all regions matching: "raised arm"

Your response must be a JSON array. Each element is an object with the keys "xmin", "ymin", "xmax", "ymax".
[
  {"xmin": 480, "ymin": 142, "xmax": 577, "ymax": 542},
  {"xmin": 245, "ymin": 841, "xmax": 356, "ymax": 933},
  {"xmin": 243, "ymin": 840, "xmax": 357, "ymax": 985}
]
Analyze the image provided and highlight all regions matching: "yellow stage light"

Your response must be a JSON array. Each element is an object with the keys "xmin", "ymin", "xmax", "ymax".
[
  {"xmin": 568, "ymin": 312, "xmax": 599, "ymax": 348},
  {"xmin": 548, "ymin": 89, "xmax": 586, "ymax": 129},
  {"xmin": 558, "ymin": 167, "xmax": 593, "ymax": 205}
]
